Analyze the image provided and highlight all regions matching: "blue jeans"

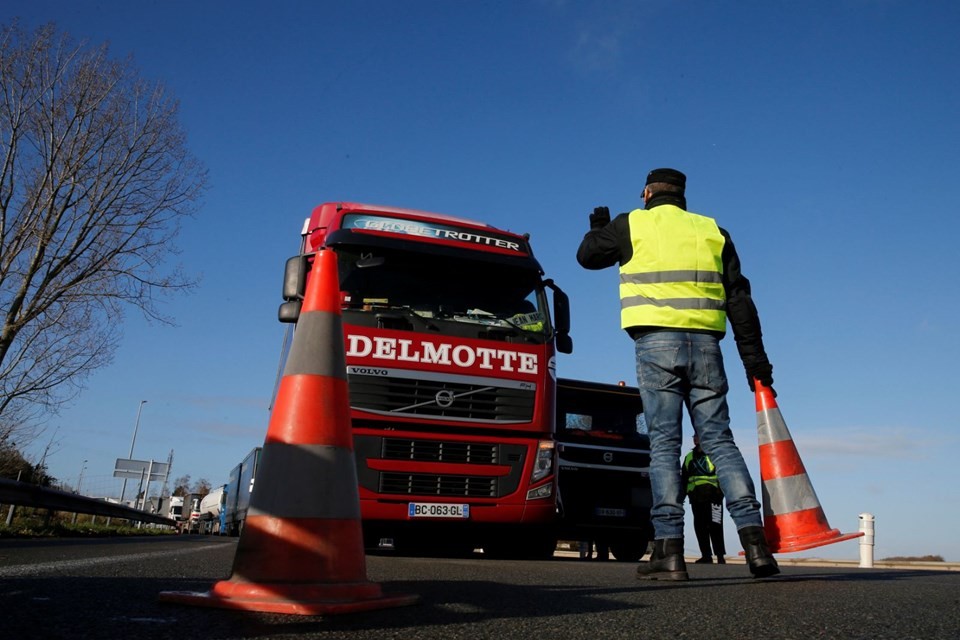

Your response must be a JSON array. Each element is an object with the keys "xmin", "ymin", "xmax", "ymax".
[{"xmin": 635, "ymin": 331, "xmax": 762, "ymax": 540}]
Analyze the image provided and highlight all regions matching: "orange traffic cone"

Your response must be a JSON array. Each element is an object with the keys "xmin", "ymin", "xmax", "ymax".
[
  {"xmin": 159, "ymin": 249, "xmax": 417, "ymax": 615},
  {"xmin": 755, "ymin": 380, "xmax": 863, "ymax": 553}
]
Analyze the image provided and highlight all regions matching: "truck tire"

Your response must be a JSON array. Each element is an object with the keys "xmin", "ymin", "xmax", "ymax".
[
  {"xmin": 394, "ymin": 535, "xmax": 475, "ymax": 558},
  {"xmin": 484, "ymin": 533, "xmax": 558, "ymax": 560},
  {"xmin": 610, "ymin": 536, "xmax": 649, "ymax": 562}
]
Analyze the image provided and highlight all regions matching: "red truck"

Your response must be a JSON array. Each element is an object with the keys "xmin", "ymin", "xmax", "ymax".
[{"xmin": 278, "ymin": 202, "xmax": 573, "ymax": 558}]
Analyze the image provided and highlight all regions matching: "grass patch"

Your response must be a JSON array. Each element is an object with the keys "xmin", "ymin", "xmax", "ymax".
[
  {"xmin": 0, "ymin": 510, "xmax": 176, "ymax": 538},
  {"xmin": 880, "ymin": 555, "xmax": 944, "ymax": 562}
]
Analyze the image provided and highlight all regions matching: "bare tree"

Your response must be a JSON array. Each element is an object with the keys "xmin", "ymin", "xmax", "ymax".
[
  {"xmin": 0, "ymin": 437, "xmax": 30, "ymax": 478},
  {"xmin": 0, "ymin": 22, "xmax": 207, "ymax": 441},
  {"xmin": 171, "ymin": 474, "xmax": 192, "ymax": 497},
  {"xmin": 191, "ymin": 477, "xmax": 212, "ymax": 497}
]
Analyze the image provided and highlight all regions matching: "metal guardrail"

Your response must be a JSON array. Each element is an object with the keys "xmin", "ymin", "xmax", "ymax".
[{"xmin": 0, "ymin": 477, "xmax": 176, "ymax": 527}]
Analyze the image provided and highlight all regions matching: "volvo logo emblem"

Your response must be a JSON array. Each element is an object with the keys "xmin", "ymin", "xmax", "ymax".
[
  {"xmin": 435, "ymin": 389, "xmax": 455, "ymax": 408},
  {"xmin": 602, "ymin": 451, "xmax": 614, "ymax": 463}
]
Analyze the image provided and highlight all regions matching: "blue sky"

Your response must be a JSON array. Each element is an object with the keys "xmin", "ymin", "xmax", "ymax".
[{"xmin": 7, "ymin": 1, "xmax": 959, "ymax": 561}]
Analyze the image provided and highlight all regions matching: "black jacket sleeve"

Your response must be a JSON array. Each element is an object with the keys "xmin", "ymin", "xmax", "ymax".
[
  {"xmin": 720, "ymin": 227, "xmax": 772, "ymax": 378},
  {"xmin": 576, "ymin": 213, "xmax": 632, "ymax": 269}
]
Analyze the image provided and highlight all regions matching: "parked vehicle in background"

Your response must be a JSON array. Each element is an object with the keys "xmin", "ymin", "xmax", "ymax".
[
  {"xmin": 554, "ymin": 378, "xmax": 653, "ymax": 561},
  {"xmin": 167, "ymin": 495, "xmax": 185, "ymax": 526},
  {"xmin": 223, "ymin": 447, "xmax": 260, "ymax": 536},
  {"xmin": 197, "ymin": 484, "xmax": 227, "ymax": 534}
]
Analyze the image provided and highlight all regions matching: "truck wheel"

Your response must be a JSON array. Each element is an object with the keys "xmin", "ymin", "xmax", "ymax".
[
  {"xmin": 393, "ymin": 535, "xmax": 474, "ymax": 558},
  {"xmin": 610, "ymin": 536, "xmax": 649, "ymax": 562},
  {"xmin": 484, "ymin": 533, "xmax": 558, "ymax": 560}
]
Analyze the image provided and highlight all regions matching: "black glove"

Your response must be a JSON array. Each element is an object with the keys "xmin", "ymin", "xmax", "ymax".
[
  {"xmin": 746, "ymin": 362, "xmax": 774, "ymax": 394},
  {"xmin": 589, "ymin": 206, "xmax": 610, "ymax": 229}
]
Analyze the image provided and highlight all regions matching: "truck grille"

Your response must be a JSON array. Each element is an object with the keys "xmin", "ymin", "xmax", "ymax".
[
  {"xmin": 557, "ymin": 442, "xmax": 650, "ymax": 470},
  {"xmin": 348, "ymin": 375, "xmax": 534, "ymax": 422},
  {"xmin": 354, "ymin": 436, "xmax": 527, "ymax": 499},
  {"xmin": 380, "ymin": 473, "xmax": 497, "ymax": 497},
  {"xmin": 383, "ymin": 438, "xmax": 498, "ymax": 464}
]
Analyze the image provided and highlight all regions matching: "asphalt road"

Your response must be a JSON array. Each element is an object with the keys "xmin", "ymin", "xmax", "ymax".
[{"xmin": 1, "ymin": 536, "xmax": 958, "ymax": 639}]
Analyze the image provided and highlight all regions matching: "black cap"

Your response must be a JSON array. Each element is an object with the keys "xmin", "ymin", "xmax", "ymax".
[{"xmin": 645, "ymin": 168, "xmax": 686, "ymax": 189}]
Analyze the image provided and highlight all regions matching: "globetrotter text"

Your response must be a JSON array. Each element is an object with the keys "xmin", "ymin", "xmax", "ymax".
[{"xmin": 346, "ymin": 334, "xmax": 539, "ymax": 374}]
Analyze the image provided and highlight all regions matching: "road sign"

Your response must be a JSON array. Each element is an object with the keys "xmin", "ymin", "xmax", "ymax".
[{"xmin": 113, "ymin": 458, "xmax": 168, "ymax": 480}]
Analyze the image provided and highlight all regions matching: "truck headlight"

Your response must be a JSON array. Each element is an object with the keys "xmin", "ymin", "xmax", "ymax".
[
  {"xmin": 526, "ymin": 483, "xmax": 553, "ymax": 500},
  {"xmin": 530, "ymin": 440, "xmax": 555, "ymax": 483}
]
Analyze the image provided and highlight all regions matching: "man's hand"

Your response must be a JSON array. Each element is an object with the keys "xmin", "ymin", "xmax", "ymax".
[
  {"xmin": 589, "ymin": 206, "xmax": 610, "ymax": 229},
  {"xmin": 746, "ymin": 362, "xmax": 774, "ymax": 394}
]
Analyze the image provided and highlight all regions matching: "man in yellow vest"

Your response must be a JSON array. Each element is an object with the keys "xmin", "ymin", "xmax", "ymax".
[
  {"xmin": 576, "ymin": 168, "xmax": 779, "ymax": 580},
  {"xmin": 683, "ymin": 435, "xmax": 726, "ymax": 564}
]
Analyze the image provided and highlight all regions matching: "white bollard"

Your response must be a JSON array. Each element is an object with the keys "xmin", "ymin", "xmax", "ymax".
[{"xmin": 859, "ymin": 513, "xmax": 875, "ymax": 568}]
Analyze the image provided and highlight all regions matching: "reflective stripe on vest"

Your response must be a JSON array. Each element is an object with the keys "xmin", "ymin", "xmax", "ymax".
[{"xmin": 619, "ymin": 205, "xmax": 727, "ymax": 332}]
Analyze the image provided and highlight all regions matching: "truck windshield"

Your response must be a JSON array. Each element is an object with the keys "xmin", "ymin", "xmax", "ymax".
[
  {"xmin": 335, "ymin": 246, "xmax": 548, "ymax": 336},
  {"xmin": 556, "ymin": 381, "xmax": 649, "ymax": 441},
  {"xmin": 563, "ymin": 411, "xmax": 647, "ymax": 439}
]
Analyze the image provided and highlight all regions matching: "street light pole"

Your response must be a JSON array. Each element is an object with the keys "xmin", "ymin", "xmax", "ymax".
[
  {"xmin": 128, "ymin": 399, "xmax": 148, "ymax": 459},
  {"xmin": 77, "ymin": 459, "xmax": 88, "ymax": 494},
  {"xmin": 118, "ymin": 400, "xmax": 148, "ymax": 506},
  {"xmin": 72, "ymin": 460, "xmax": 88, "ymax": 524}
]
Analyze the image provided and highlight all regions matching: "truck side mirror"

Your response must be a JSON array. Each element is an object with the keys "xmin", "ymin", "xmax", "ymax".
[
  {"xmin": 279, "ymin": 255, "xmax": 309, "ymax": 323},
  {"xmin": 545, "ymin": 279, "xmax": 573, "ymax": 354},
  {"xmin": 555, "ymin": 332, "xmax": 573, "ymax": 354},
  {"xmin": 282, "ymin": 255, "xmax": 309, "ymax": 301},
  {"xmin": 278, "ymin": 300, "xmax": 302, "ymax": 323}
]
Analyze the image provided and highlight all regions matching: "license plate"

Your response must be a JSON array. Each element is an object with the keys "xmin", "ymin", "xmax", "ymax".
[
  {"xmin": 595, "ymin": 507, "xmax": 627, "ymax": 518},
  {"xmin": 408, "ymin": 502, "xmax": 470, "ymax": 519}
]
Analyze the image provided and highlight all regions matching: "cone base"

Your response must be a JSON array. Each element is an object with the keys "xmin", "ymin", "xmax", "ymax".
[
  {"xmin": 768, "ymin": 529, "xmax": 864, "ymax": 554},
  {"xmin": 159, "ymin": 581, "xmax": 418, "ymax": 616}
]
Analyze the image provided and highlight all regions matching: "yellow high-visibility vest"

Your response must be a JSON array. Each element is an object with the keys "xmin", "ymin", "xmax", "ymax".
[
  {"xmin": 619, "ymin": 205, "xmax": 727, "ymax": 332},
  {"xmin": 683, "ymin": 450, "xmax": 720, "ymax": 493}
]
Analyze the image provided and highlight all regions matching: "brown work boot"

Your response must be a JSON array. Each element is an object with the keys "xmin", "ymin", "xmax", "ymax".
[
  {"xmin": 636, "ymin": 538, "xmax": 689, "ymax": 581},
  {"xmin": 738, "ymin": 526, "xmax": 780, "ymax": 578}
]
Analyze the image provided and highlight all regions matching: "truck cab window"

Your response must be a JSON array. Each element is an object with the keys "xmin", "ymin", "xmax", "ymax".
[{"xmin": 335, "ymin": 246, "xmax": 549, "ymax": 339}]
